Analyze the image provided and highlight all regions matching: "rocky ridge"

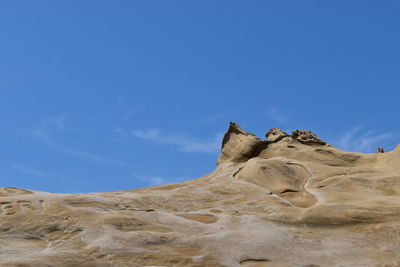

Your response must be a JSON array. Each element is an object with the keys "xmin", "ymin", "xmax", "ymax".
[{"xmin": 1, "ymin": 122, "xmax": 400, "ymax": 266}]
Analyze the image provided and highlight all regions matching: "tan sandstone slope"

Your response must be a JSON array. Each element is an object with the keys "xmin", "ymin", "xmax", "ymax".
[{"xmin": 1, "ymin": 122, "xmax": 400, "ymax": 267}]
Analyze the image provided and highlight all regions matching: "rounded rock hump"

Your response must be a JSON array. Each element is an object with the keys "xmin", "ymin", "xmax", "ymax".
[{"xmin": 216, "ymin": 122, "xmax": 263, "ymax": 165}]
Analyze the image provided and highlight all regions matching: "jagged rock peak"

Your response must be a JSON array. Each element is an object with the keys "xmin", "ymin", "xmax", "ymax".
[
  {"xmin": 292, "ymin": 129, "xmax": 326, "ymax": 145},
  {"xmin": 217, "ymin": 122, "xmax": 262, "ymax": 164},
  {"xmin": 266, "ymin": 128, "xmax": 289, "ymax": 142},
  {"xmin": 225, "ymin": 122, "xmax": 255, "ymax": 136},
  {"xmin": 220, "ymin": 122, "xmax": 258, "ymax": 149}
]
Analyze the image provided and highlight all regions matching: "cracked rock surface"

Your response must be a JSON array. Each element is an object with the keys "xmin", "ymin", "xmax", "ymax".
[{"xmin": 1, "ymin": 123, "xmax": 400, "ymax": 267}]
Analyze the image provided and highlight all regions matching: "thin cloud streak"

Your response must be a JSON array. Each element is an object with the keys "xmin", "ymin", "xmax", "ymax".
[
  {"xmin": 43, "ymin": 114, "xmax": 68, "ymax": 129},
  {"xmin": 121, "ymin": 107, "xmax": 144, "ymax": 120},
  {"xmin": 113, "ymin": 127, "xmax": 129, "ymax": 137},
  {"xmin": 12, "ymin": 165, "xmax": 91, "ymax": 185},
  {"xmin": 131, "ymin": 173, "xmax": 188, "ymax": 186},
  {"xmin": 267, "ymin": 106, "xmax": 289, "ymax": 125},
  {"xmin": 33, "ymin": 128, "xmax": 136, "ymax": 168},
  {"xmin": 130, "ymin": 128, "xmax": 223, "ymax": 153},
  {"xmin": 337, "ymin": 126, "xmax": 393, "ymax": 153},
  {"xmin": 200, "ymin": 112, "xmax": 233, "ymax": 124}
]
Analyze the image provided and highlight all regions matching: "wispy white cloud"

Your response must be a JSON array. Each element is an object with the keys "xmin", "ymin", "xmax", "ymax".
[
  {"xmin": 114, "ymin": 97, "xmax": 144, "ymax": 120},
  {"xmin": 114, "ymin": 97, "xmax": 125, "ymax": 107},
  {"xmin": 132, "ymin": 129, "xmax": 161, "ymax": 140},
  {"xmin": 121, "ymin": 107, "xmax": 144, "ymax": 120},
  {"xmin": 129, "ymin": 128, "xmax": 223, "ymax": 153},
  {"xmin": 39, "ymin": 113, "xmax": 92, "ymax": 136},
  {"xmin": 33, "ymin": 115, "xmax": 136, "ymax": 168},
  {"xmin": 33, "ymin": 128, "xmax": 136, "ymax": 168},
  {"xmin": 336, "ymin": 126, "xmax": 393, "ymax": 153},
  {"xmin": 12, "ymin": 165, "xmax": 91, "ymax": 185},
  {"xmin": 131, "ymin": 173, "xmax": 187, "ymax": 186},
  {"xmin": 113, "ymin": 127, "xmax": 129, "ymax": 137},
  {"xmin": 200, "ymin": 112, "xmax": 233, "ymax": 124},
  {"xmin": 267, "ymin": 106, "xmax": 289, "ymax": 125},
  {"xmin": 43, "ymin": 114, "xmax": 68, "ymax": 129}
]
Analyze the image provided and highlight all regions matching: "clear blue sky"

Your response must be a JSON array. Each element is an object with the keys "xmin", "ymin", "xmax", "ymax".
[{"xmin": 1, "ymin": 1, "xmax": 400, "ymax": 193}]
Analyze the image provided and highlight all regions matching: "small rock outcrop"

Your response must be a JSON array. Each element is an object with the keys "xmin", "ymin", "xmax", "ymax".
[
  {"xmin": 218, "ymin": 123, "xmax": 328, "ymax": 165},
  {"xmin": 217, "ymin": 122, "xmax": 262, "ymax": 164},
  {"xmin": 291, "ymin": 129, "xmax": 327, "ymax": 145},
  {"xmin": 266, "ymin": 128, "xmax": 289, "ymax": 142}
]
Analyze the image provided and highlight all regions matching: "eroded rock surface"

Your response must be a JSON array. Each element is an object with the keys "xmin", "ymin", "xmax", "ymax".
[
  {"xmin": 291, "ymin": 129, "xmax": 327, "ymax": 145},
  {"xmin": 1, "ymin": 122, "xmax": 400, "ymax": 267},
  {"xmin": 217, "ymin": 122, "xmax": 262, "ymax": 164},
  {"xmin": 265, "ymin": 128, "xmax": 289, "ymax": 142}
]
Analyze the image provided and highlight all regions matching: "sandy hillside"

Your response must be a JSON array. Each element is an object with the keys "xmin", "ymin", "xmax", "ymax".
[{"xmin": 1, "ymin": 122, "xmax": 400, "ymax": 267}]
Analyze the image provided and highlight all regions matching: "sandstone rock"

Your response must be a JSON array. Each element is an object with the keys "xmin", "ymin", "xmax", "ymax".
[
  {"xmin": 216, "ymin": 122, "xmax": 262, "ymax": 164},
  {"xmin": 265, "ymin": 128, "xmax": 289, "ymax": 142},
  {"xmin": 291, "ymin": 129, "xmax": 327, "ymax": 145},
  {"xmin": 1, "ymin": 123, "xmax": 400, "ymax": 266}
]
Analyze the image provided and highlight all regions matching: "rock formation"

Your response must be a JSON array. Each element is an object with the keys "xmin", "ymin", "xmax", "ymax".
[
  {"xmin": 265, "ymin": 128, "xmax": 289, "ymax": 142},
  {"xmin": 291, "ymin": 129, "xmax": 327, "ymax": 145},
  {"xmin": 217, "ymin": 122, "xmax": 262, "ymax": 164},
  {"xmin": 1, "ymin": 122, "xmax": 400, "ymax": 266},
  {"xmin": 377, "ymin": 147, "xmax": 385, "ymax": 153}
]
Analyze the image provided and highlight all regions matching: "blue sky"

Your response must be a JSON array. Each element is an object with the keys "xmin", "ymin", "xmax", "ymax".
[{"xmin": 1, "ymin": 1, "xmax": 400, "ymax": 193}]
